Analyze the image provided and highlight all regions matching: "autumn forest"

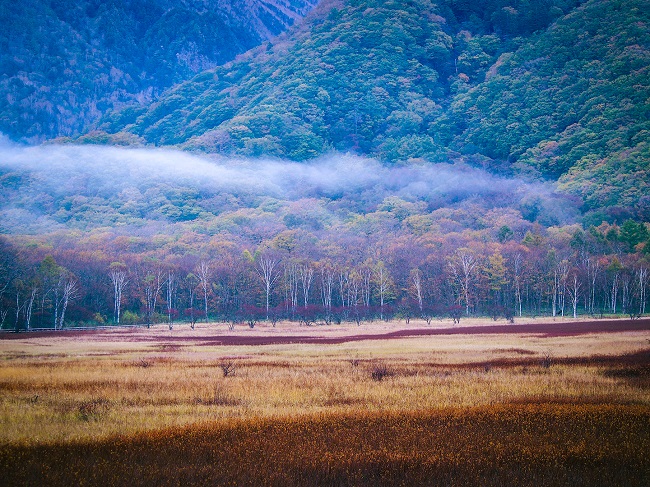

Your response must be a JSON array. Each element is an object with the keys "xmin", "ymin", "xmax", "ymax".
[{"xmin": 1, "ymin": 150, "xmax": 648, "ymax": 331}]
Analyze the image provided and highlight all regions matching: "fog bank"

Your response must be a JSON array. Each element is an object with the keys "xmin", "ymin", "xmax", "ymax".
[{"xmin": 0, "ymin": 138, "xmax": 580, "ymax": 232}]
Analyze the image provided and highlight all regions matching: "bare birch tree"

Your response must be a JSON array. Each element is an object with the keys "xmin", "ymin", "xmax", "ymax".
[
  {"xmin": 361, "ymin": 266, "xmax": 372, "ymax": 308},
  {"xmin": 410, "ymin": 268, "xmax": 423, "ymax": 313},
  {"xmin": 636, "ymin": 266, "xmax": 648, "ymax": 316},
  {"xmin": 319, "ymin": 263, "xmax": 335, "ymax": 311},
  {"xmin": 551, "ymin": 258, "xmax": 569, "ymax": 318},
  {"xmin": 196, "ymin": 261, "xmax": 211, "ymax": 323},
  {"xmin": 166, "ymin": 271, "xmax": 177, "ymax": 329},
  {"xmin": 586, "ymin": 257, "xmax": 600, "ymax": 314},
  {"xmin": 512, "ymin": 253, "xmax": 523, "ymax": 317},
  {"xmin": 374, "ymin": 261, "xmax": 392, "ymax": 320},
  {"xmin": 285, "ymin": 262, "xmax": 300, "ymax": 314},
  {"xmin": 56, "ymin": 277, "xmax": 78, "ymax": 330},
  {"xmin": 621, "ymin": 270, "xmax": 632, "ymax": 315},
  {"xmin": 348, "ymin": 270, "xmax": 360, "ymax": 309},
  {"xmin": 143, "ymin": 268, "xmax": 164, "ymax": 328},
  {"xmin": 25, "ymin": 287, "xmax": 36, "ymax": 330},
  {"xmin": 256, "ymin": 256, "xmax": 280, "ymax": 319},
  {"xmin": 568, "ymin": 272, "xmax": 581, "ymax": 319},
  {"xmin": 449, "ymin": 248, "xmax": 479, "ymax": 316},
  {"xmin": 14, "ymin": 284, "xmax": 26, "ymax": 331},
  {"xmin": 109, "ymin": 262, "xmax": 128, "ymax": 325},
  {"xmin": 299, "ymin": 264, "xmax": 314, "ymax": 308},
  {"xmin": 338, "ymin": 270, "xmax": 349, "ymax": 308},
  {"xmin": 185, "ymin": 272, "xmax": 198, "ymax": 329}
]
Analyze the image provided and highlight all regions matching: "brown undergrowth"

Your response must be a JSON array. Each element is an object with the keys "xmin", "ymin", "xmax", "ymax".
[
  {"xmin": 1, "ymin": 325, "xmax": 649, "ymax": 485},
  {"xmin": 1, "ymin": 404, "xmax": 648, "ymax": 486}
]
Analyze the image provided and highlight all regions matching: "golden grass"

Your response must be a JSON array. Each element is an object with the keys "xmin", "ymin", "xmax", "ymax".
[
  {"xmin": 0, "ymin": 321, "xmax": 648, "ymax": 485},
  {"xmin": 0, "ymin": 323, "xmax": 648, "ymax": 444}
]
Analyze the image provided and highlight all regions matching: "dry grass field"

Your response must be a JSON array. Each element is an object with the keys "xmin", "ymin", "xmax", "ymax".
[{"xmin": 1, "ymin": 317, "xmax": 649, "ymax": 485}]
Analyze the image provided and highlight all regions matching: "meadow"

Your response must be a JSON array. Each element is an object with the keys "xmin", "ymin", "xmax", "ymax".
[{"xmin": 1, "ymin": 317, "xmax": 649, "ymax": 485}]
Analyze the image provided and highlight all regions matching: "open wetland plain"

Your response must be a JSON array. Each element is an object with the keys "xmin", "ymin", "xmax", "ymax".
[{"xmin": 1, "ymin": 317, "xmax": 649, "ymax": 486}]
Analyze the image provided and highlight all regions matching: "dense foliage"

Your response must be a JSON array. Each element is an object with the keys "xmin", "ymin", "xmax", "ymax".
[
  {"xmin": 0, "ymin": 0, "xmax": 318, "ymax": 141},
  {"xmin": 1, "ymin": 145, "xmax": 648, "ymax": 329},
  {"xmin": 95, "ymin": 0, "xmax": 649, "ymax": 219},
  {"xmin": 449, "ymin": 0, "xmax": 650, "ymax": 219},
  {"xmin": 108, "ymin": 0, "xmax": 581, "ymax": 160}
]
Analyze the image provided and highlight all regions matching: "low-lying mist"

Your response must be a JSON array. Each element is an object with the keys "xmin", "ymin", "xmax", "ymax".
[{"xmin": 0, "ymin": 136, "xmax": 580, "ymax": 234}]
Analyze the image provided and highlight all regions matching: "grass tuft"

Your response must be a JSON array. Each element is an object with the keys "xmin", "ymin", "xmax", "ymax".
[{"xmin": 370, "ymin": 364, "xmax": 391, "ymax": 381}]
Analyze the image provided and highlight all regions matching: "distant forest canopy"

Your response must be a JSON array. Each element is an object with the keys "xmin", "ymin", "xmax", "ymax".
[
  {"xmin": 96, "ymin": 0, "xmax": 648, "ymax": 223},
  {"xmin": 1, "ymin": 0, "xmax": 648, "ymax": 221},
  {"xmin": 1, "ymin": 146, "xmax": 649, "ymax": 330},
  {"xmin": 1, "ymin": 211, "xmax": 648, "ymax": 330}
]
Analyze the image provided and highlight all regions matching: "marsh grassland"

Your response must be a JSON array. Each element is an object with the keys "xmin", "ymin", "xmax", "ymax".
[{"xmin": 1, "ymin": 318, "xmax": 649, "ymax": 486}]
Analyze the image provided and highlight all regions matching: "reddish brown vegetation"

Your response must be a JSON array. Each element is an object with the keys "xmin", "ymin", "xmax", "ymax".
[
  {"xmin": 1, "ymin": 405, "xmax": 648, "ymax": 486},
  {"xmin": 2, "ymin": 317, "xmax": 648, "ymax": 345}
]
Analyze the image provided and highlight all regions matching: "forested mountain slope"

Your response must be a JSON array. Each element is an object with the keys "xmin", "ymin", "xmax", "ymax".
[
  {"xmin": 448, "ymin": 0, "xmax": 650, "ymax": 221},
  {"xmin": 106, "ymin": 0, "xmax": 580, "ymax": 159},
  {"xmin": 103, "ymin": 0, "xmax": 648, "ymax": 221},
  {"xmin": 0, "ymin": 0, "xmax": 318, "ymax": 141},
  {"xmin": 1, "ymin": 0, "xmax": 650, "ymax": 329}
]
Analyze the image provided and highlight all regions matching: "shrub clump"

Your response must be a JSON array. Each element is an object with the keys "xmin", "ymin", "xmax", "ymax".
[{"xmin": 371, "ymin": 365, "xmax": 392, "ymax": 381}]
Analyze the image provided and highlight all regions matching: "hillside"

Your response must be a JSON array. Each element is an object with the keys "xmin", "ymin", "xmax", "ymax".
[
  {"xmin": 447, "ymin": 0, "xmax": 650, "ymax": 221},
  {"xmin": 105, "ymin": 0, "xmax": 578, "ymax": 158},
  {"xmin": 1, "ymin": 0, "xmax": 649, "ymax": 332},
  {"xmin": 101, "ymin": 0, "xmax": 648, "ymax": 221},
  {"xmin": 0, "ymin": 0, "xmax": 318, "ymax": 142}
]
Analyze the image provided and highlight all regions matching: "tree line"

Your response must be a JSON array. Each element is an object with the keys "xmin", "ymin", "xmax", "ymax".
[{"xmin": 1, "ymin": 219, "xmax": 648, "ymax": 331}]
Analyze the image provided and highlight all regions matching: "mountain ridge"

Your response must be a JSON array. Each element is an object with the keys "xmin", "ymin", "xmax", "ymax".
[
  {"xmin": 0, "ymin": 0, "xmax": 319, "ymax": 142},
  {"xmin": 1, "ymin": 0, "xmax": 649, "ymax": 222},
  {"xmin": 98, "ymin": 0, "xmax": 647, "ymax": 221}
]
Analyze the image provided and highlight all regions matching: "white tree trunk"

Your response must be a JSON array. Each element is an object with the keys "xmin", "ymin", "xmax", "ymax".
[
  {"xmin": 299, "ymin": 265, "xmax": 313, "ymax": 308},
  {"xmin": 57, "ymin": 280, "xmax": 78, "ymax": 329},
  {"xmin": 109, "ymin": 268, "xmax": 128, "ymax": 324},
  {"xmin": 257, "ymin": 257, "xmax": 280, "ymax": 319},
  {"xmin": 196, "ymin": 261, "xmax": 211, "ymax": 323}
]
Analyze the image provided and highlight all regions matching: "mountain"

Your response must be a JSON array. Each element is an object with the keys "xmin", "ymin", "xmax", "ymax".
[
  {"xmin": 446, "ymin": 0, "xmax": 650, "ymax": 221},
  {"xmin": 100, "ymin": 0, "xmax": 648, "ymax": 222},
  {"xmin": 103, "ymin": 0, "xmax": 580, "ymax": 159},
  {"xmin": 1, "ymin": 0, "xmax": 649, "ymax": 329},
  {"xmin": 0, "ymin": 0, "xmax": 318, "ymax": 142},
  {"xmin": 1, "ymin": 0, "xmax": 648, "ymax": 223}
]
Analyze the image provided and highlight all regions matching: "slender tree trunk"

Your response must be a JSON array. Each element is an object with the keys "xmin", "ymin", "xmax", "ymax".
[
  {"xmin": 300, "ymin": 265, "xmax": 313, "ymax": 308},
  {"xmin": 610, "ymin": 273, "xmax": 619, "ymax": 314},
  {"xmin": 361, "ymin": 267, "xmax": 371, "ymax": 308},
  {"xmin": 339, "ymin": 271, "xmax": 348, "ymax": 308},
  {"xmin": 320, "ymin": 267, "xmax": 334, "ymax": 311},
  {"xmin": 197, "ymin": 262, "xmax": 210, "ymax": 323},
  {"xmin": 513, "ymin": 253, "xmax": 523, "ymax": 317},
  {"xmin": 411, "ymin": 269, "xmax": 423, "ymax": 313},
  {"xmin": 166, "ymin": 271, "xmax": 176, "ymax": 329},
  {"xmin": 638, "ymin": 268, "xmax": 648, "ymax": 315},
  {"xmin": 257, "ymin": 257, "xmax": 279, "ymax": 320},
  {"xmin": 109, "ymin": 267, "xmax": 128, "ymax": 325},
  {"xmin": 53, "ymin": 287, "xmax": 60, "ymax": 329},
  {"xmin": 15, "ymin": 291, "xmax": 25, "ymax": 330},
  {"xmin": 58, "ymin": 280, "xmax": 77, "ymax": 330},
  {"xmin": 622, "ymin": 277, "xmax": 630, "ymax": 315},
  {"xmin": 25, "ymin": 288, "xmax": 36, "ymax": 330},
  {"xmin": 552, "ymin": 269, "xmax": 558, "ymax": 317},
  {"xmin": 570, "ymin": 275, "xmax": 580, "ymax": 319}
]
